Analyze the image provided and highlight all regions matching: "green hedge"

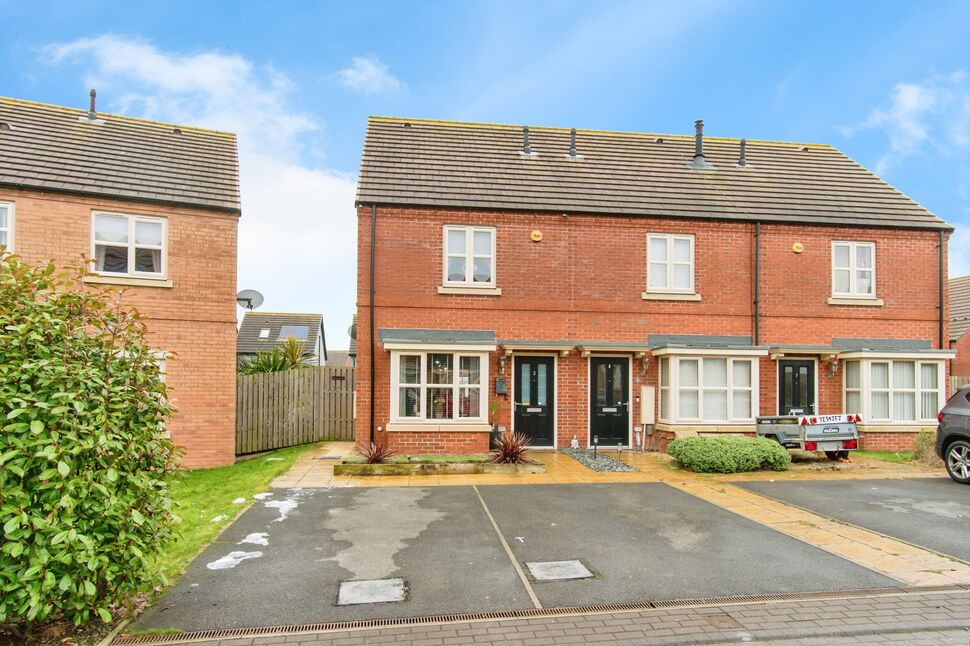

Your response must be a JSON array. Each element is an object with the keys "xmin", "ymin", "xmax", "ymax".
[{"xmin": 667, "ymin": 435, "xmax": 791, "ymax": 473}]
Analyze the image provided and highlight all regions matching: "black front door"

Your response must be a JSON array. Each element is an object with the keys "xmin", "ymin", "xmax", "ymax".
[
  {"xmin": 590, "ymin": 357, "xmax": 629, "ymax": 446},
  {"xmin": 779, "ymin": 359, "xmax": 816, "ymax": 415},
  {"xmin": 514, "ymin": 356, "xmax": 555, "ymax": 446}
]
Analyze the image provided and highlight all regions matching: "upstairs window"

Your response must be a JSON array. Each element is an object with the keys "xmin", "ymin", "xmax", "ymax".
[
  {"xmin": 0, "ymin": 202, "xmax": 12, "ymax": 250},
  {"xmin": 832, "ymin": 241, "xmax": 875, "ymax": 298},
  {"xmin": 92, "ymin": 212, "xmax": 166, "ymax": 277},
  {"xmin": 647, "ymin": 234, "xmax": 694, "ymax": 293},
  {"xmin": 443, "ymin": 226, "xmax": 495, "ymax": 286}
]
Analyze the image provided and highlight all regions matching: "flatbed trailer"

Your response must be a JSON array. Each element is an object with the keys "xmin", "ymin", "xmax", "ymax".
[{"xmin": 756, "ymin": 413, "xmax": 861, "ymax": 460}]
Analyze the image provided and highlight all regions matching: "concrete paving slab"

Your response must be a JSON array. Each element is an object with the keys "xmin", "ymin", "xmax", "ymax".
[
  {"xmin": 135, "ymin": 486, "xmax": 530, "ymax": 632},
  {"xmin": 737, "ymin": 478, "xmax": 970, "ymax": 562},
  {"xmin": 525, "ymin": 559, "xmax": 593, "ymax": 581},
  {"xmin": 337, "ymin": 578, "xmax": 406, "ymax": 605},
  {"xmin": 478, "ymin": 483, "xmax": 896, "ymax": 608}
]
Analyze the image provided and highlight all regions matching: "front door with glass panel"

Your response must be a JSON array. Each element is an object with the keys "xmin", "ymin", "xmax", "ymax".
[
  {"xmin": 590, "ymin": 357, "xmax": 629, "ymax": 446},
  {"xmin": 514, "ymin": 356, "xmax": 554, "ymax": 446},
  {"xmin": 778, "ymin": 359, "xmax": 815, "ymax": 415}
]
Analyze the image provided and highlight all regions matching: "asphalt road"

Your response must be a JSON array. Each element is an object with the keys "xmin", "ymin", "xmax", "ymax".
[
  {"xmin": 738, "ymin": 477, "xmax": 970, "ymax": 561},
  {"xmin": 136, "ymin": 482, "xmax": 897, "ymax": 632}
]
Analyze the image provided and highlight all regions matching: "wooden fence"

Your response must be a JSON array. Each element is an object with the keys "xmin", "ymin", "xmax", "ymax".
[
  {"xmin": 236, "ymin": 366, "xmax": 355, "ymax": 455},
  {"xmin": 951, "ymin": 376, "xmax": 970, "ymax": 393}
]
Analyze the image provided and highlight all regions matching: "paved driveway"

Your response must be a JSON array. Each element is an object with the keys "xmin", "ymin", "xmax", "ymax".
[
  {"xmin": 738, "ymin": 477, "xmax": 970, "ymax": 562},
  {"xmin": 137, "ymin": 482, "xmax": 895, "ymax": 632}
]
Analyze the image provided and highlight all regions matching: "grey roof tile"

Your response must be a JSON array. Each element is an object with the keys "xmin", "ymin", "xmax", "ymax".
[
  {"xmin": 0, "ymin": 97, "xmax": 240, "ymax": 212},
  {"xmin": 357, "ymin": 117, "xmax": 950, "ymax": 230}
]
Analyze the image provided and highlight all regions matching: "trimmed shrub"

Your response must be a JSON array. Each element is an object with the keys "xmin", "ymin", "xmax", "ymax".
[
  {"xmin": 668, "ymin": 435, "xmax": 791, "ymax": 473},
  {"xmin": 0, "ymin": 254, "xmax": 180, "ymax": 627},
  {"xmin": 913, "ymin": 429, "xmax": 943, "ymax": 467}
]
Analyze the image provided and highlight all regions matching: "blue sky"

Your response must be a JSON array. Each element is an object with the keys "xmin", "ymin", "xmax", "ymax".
[{"xmin": 3, "ymin": 0, "xmax": 970, "ymax": 348}]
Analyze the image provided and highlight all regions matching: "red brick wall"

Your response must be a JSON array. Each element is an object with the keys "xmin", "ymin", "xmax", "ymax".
[
  {"xmin": 952, "ymin": 334, "xmax": 970, "ymax": 378},
  {"xmin": 2, "ymin": 188, "xmax": 238, "ymax": 468},
  {"xmin": 859, "ymin": 432, "xmax": 920, "ymax": 451},
  {"xmin": 356, "ymin": 205, "xmax": 948, "ymax": 453},
  {"xmin": 378, "ymin": 430, "xmax": 489, "ymax": 454}
]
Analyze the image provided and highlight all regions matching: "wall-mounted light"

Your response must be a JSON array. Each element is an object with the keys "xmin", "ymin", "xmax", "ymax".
[{"xmin": 827, "ymin": 358, "xmax": 840, "ymax": 377}]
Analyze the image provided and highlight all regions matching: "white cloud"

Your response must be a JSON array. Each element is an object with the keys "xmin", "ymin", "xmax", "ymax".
[
  {"xmin": 338, "ymin": 55, "xmax": 404, "ymax": 95},
  {"xmin": 847, "ymin": 71, "xmax": 970, "ymax": 176},
  {"xmin": 43, "ymin": 35, "xmax": 358, "ymax": 348}
]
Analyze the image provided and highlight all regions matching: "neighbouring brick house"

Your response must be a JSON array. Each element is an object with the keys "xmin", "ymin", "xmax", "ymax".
[
  {"xmin": 354, "ymin": 117, "xmax": 955, "ymax": 455},
  {"xmin": 0, "ymin": 95, "xmax": 240, "ymax": 468},
  {"xmin": 950, "ymin": 276, "xmax": 970, "ymax": 378},
  {"xmin": 236, "ymin": 311, "xmax": 328, "ymax": 366}
]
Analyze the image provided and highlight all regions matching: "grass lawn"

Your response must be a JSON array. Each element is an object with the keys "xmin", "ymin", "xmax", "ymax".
[
  {"xmin": 855, "ymin": 450, "xmax": 914, "ymax": 463},
  {"xmin": 153, "ymin": 443, "xmax": 311, "ymax": 583}
]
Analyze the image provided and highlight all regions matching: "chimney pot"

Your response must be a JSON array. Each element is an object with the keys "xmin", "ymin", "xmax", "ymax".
[
  {"xmin": 738, "ymin": 139, "xmax": 747, "ymax": 167},
  {"xmin": 694, "ymin": 119, "xmax": 705, "ymax": 162},
  {"xmin": 520, "ymin": 125, "xmax": 534, "ymax": 156},
  {"xmin": 88, "ymin": 89, "xmax": 97, "ymax": 119},
  {"xmin": 569, "ymin": 128, "xmax": 577, "ymax": 157}
]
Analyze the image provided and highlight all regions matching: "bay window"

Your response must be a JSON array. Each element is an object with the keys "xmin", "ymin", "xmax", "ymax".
[
  {"xmin": 391, "ymin": 351, "xmax": 487, "ymax": 422},
  {"xmin": 658, "ymin": 356, "xmax": 757, "ymax": 423},
  {"xmin": 842, "ymin": 359, "xmax": 944, "ymax": 423}
]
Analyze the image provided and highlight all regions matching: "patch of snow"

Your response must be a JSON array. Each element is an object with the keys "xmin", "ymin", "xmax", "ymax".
[
  {"xmin": 252, "ymin": 492, "xmax": 273, "ymax": 500},
  {"xmin": 239, "ymin": 532, "xmax": 269, "ymax": 546},
  {"xmin": 265, "ymin": 498, "xmax": 299, "ymax": 522},
  {"xmin": 211, "ymin": 514, "xmax": 227, "ymax": 523},
  {"xmin": 232, "ymin": 497, "xmax": 247, "ymax": 504},
  {"xmin": 206, "ymin": 551, "xmax": 262, "ymax": 570}
]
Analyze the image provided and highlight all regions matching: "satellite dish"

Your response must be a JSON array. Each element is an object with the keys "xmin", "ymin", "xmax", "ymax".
[{"xmin": 236, "ymin": 289, "xmax": 264, "ymax": 310}]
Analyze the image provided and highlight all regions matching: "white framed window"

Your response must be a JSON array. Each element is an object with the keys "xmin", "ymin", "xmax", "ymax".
[
  {"xmin": 832, "ymin": 241, "xmax": 875, "ymax": 298},
  {"xmin": 658, "ymin": 355, "xmax": 756, "ymax": 423},
  {"xmin": 91, "ymin": 212, "xmax": 167, "ymax": 277},
  {"xmin": 843, "ymin": 359, "xmax": 944, "ymax": 423},
  {"xmin": 390, "ymin": 350, "xmax": 488, "ymax": 422},
  {"xmin": 258, "ymin": 328, "xmax": 271, "ymax": 339},
  {"xmin": 647, "ymin": 233, "xmax": 694, "ymax": 293},
  {"xmin": 443, "ymin": 225, "xmax": 495, "ymax": 286},
  {"xmin": 0, "ymin": 201, "xmax": 13, "ymax": 251}
]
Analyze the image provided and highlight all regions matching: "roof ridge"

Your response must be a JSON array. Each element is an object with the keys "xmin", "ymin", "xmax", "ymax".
[
  {"xmin": 367, "ymin": 115, "xmax": 835, "ymax": 149},
  {"xmin": 244, "ymin": 312, "xmax": 324, "ymax": 317},
  {"xmin": 0, "ymin": 96, "xmax": 236, "ymax": 138}
]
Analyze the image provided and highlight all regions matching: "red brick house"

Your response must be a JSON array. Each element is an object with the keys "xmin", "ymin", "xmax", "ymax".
[
  {"xmin": 950, "ymin": 276, "xmax": 970, "ymax": 378},
  {"xmin": 354, "ymin": 117, "xmax": 954, "ymax": 454},
  {"xmin": 0, "ymin": 95, "xmax": 240, "ymax": 468}
]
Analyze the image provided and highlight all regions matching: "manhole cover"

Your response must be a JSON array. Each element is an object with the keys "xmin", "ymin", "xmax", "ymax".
[
  {"xmin": 525, "ymin": 560, "xmax": 593, "ymax": 581},
  {"xmin": 705, "ymin": 612, "xmax": 746, "ymax": 630},
  {"xmin": 337, "ymin": 578, "xmax": 407, "ymax": 605}
]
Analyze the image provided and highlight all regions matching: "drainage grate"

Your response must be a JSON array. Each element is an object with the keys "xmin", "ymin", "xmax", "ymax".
[{"xmin": 113, "ymin": 583, "xmax": 970, "ymax": 645}]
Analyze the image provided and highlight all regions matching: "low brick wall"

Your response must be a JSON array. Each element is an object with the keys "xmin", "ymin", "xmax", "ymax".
[
  {"xmin": 377, "ymin": 431, "xmax": 490, "ymax": 454},
  {"xmin": 859, "ymin": 431, "xmax": 919, "ymax": 451}
]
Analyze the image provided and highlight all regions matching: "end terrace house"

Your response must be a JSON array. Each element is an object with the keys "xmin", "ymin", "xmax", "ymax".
[
  {"xmin": 0, "ymin": 95, "xmax": 239, "ymax": 468},
  {"xmin": 354, "ymin": 117, "xmax": 954, "ymax": 455}
]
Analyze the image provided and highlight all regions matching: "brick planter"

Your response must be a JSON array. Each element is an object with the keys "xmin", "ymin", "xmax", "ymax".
[{"xmin": 333, "ymin": 461, "xmax": 546, "ymax": 476}]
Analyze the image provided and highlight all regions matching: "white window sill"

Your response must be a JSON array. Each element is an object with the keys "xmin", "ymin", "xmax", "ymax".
[
  {"xmin": 641, "ymin": 291, "xmax": 701, "ymax": 302},
  {"xmin": 827, "ymin": 296, "xmax": 883, "ymax": 307},
  {"xmin": 438, "ymin": 285, "xmax": 502, "ymax": 296},
  {"xmin": 386, "ymin": 422, "xmax": 492, "ymax": 433},
  {"xmin": 84, "ymin": 274, "xmax": 173, "ymax": 288}
]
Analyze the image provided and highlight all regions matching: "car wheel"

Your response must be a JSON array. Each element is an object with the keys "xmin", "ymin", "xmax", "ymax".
[{"xmin": 944, "ymin": 440, "xmax": 970, "ymax": 484}]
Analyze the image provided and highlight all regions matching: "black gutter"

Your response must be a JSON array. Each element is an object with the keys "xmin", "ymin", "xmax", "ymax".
[
  {"xmin": 940, "ymin": 229, "xmax": 946, "ymax": 350},
  {"xmin": 0, "ymin": 181, "xmax": 242, "ymax": 216},
  {"xmin": 369, "ymin": 204, "xmax": 377, "ymax": 445},
  {"xmin": 754, "ymin": 221, "xmax": 761, "ymax": 346}
]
